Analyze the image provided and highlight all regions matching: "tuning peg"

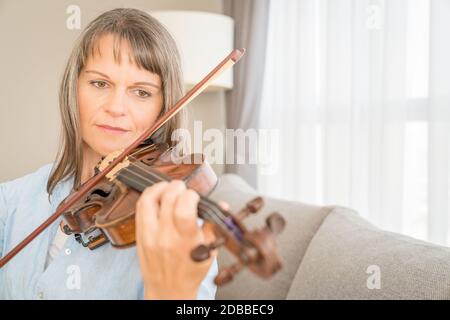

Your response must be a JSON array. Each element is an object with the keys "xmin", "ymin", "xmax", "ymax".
[
  {"xmin": 214, "ymin": 261, "xmax": 243, "ymax": 286},
  {"xmin": 191, "ymin": 237, "xmax": 226, "ymax": 262},
  {"xmin": 237, "ymin": 197, "xmax": 264, "ymax": 220},
  {"xmin": 265, "ymin": 212, "xmax": 286, "ymax": 235}
]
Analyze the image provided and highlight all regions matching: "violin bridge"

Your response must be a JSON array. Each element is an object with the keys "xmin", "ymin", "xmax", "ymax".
[{"xmin": 96, "ymin": 149, "xmax": 130, "ymax": 181}]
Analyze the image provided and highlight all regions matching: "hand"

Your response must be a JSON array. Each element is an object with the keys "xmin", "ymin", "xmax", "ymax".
[{"xmin": 135, "ymin": 180, "xmax": 228, "ymax": 300}]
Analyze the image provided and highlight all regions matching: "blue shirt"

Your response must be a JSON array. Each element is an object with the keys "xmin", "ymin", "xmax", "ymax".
[{"xmin": 0, "ymin": 163, "xmax": 218, "ymax": 299}]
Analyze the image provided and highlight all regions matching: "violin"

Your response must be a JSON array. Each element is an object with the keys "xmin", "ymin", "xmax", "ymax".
[
  {"xmin": 60, "ymin": 142, "xmax": 285, "ymax": 285},
  {"xmin": 0, "ymin": 49, "xmax": 286, "ymax": 286}
]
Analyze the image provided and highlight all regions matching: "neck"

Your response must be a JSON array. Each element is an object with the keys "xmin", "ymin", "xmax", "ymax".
[{"xmin": 81, "ymin": 142, "xmax": 103, "ymax": 185}]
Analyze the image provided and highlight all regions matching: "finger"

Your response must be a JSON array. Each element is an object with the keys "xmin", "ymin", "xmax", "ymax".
[
  {"xmin": 173, "ymin": 189, "xmax": 200, "ymax": 236},
  {"xmin": 217, "ymin": 201, "xmax": 230, "ymax": 211},
  {"xmin": 159, "ymin": 180, "xmax": 186, "ymax": 229},
  {"xmin": 135, "ymin": 181, "xmax": 169, "ymax": 244},
  {"xmin": 201, "ymin": 221, "xmax": 217, "ymax": 244},
  {"xmin": 201, "ymin": 222, "xmax": 219, "ymax": 259}
]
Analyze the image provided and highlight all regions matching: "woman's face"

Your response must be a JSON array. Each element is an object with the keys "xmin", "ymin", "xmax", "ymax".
[{"xmin": 78, "ymin": 34, "xmax": 163, "ymax": 157}]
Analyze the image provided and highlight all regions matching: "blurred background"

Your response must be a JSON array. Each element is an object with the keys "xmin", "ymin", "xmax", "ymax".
[{"xmin": 1, "ymin": 0, "xmax": 449, "ymax": 246}]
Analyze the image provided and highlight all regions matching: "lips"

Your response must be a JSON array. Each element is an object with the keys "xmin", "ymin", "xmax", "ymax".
[{"xmin": 96, "ymin": 124, "xmax": 130, "ymax": 134}]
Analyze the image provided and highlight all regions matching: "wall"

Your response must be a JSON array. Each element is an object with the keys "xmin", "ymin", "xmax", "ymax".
[{"xmin": 0, "ymin": 0, "xmax": 225, "ymax": 182}]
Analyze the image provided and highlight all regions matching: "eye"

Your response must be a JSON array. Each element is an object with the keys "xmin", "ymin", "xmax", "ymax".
[
  {"xmin": 134, "ymin": 89, "xmax": 151, "ymax": 98},
  {"xmin": 90, "ymin": 80, "xmax": 108, "ymax": 89}
]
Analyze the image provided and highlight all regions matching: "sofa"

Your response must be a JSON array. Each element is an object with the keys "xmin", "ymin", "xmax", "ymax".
[{"xmin": 209, "ymin": 174, "xmax": 450, "ymax": 299}]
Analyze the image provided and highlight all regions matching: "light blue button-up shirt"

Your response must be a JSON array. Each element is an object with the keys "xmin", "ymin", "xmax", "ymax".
[{"xmin": 0, "ymin": 163, "xmax": 217, "ymax": 299}]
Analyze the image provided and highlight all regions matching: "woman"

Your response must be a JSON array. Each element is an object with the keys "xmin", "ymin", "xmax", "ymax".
[{"xmin": 0, "ymin": 8, "xmax": 223, "ymax": 299}]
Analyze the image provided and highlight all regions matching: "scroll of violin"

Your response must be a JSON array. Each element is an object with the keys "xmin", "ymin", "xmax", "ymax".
[{"xmin": 0, "ymin": 48, "xmax": 286, "ymax": 286}]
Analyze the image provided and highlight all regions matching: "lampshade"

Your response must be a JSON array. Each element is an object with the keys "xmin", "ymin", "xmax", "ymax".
[{"xmin": 150, "ymin": 10, "xmax": 234, "ymax": 91}]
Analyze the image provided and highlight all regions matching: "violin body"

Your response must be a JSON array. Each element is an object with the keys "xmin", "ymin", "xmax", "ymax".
[{"xmin": 59, "ymin": 143, "xmax": 218, "ymax": 249}]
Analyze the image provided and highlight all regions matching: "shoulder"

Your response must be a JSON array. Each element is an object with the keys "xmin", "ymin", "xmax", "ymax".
[{"xmin": 0, "ymin": 163, "xmax": 54, "ymax": 208}]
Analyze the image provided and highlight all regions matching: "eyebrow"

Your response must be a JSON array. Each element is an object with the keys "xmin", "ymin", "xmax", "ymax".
[{"xmin": 84, "ymin": 70, "xmax": 161, "ymax": 89}]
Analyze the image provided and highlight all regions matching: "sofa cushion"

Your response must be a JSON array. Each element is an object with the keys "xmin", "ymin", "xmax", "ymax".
[
  {"xmin": 209, "ymin": 174, "xmax": 334, "ymax": 299},
  {"xmin": 287, "ymin": 206, "xmax": 450, "ymax": 299}
]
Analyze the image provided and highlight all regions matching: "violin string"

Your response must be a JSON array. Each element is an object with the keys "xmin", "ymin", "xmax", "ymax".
[
  {"xmin": 110, "ymin": 159, "xmax": 242, "ymax": 238},
  {"xmin": 101, "ymin": 151, "xmax": 234, "ymax": 229},
  {"xmin": 121, "ymin": 162, "xmax": 229, "ymax": 227},
  {"xmin": 114, "ymin": 158, "xmax": 230, "ymax": 226},
  {"xmin": 116, "ymin": 169, "xmax": 227, "ymax": 229},
  {"xmin": 123, "ymin": 157, "xmax": 230, "ymax": 223}
]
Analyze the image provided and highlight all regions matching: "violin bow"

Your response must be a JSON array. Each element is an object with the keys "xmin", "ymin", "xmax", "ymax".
[{"xmin": 0, "ymin": 48, "xmax": 246, "ymax": 268}]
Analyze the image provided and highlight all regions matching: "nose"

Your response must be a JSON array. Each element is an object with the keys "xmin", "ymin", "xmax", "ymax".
[{"xmin": 104, "ymin": 88, "xmax": 127, "ymax": 117}]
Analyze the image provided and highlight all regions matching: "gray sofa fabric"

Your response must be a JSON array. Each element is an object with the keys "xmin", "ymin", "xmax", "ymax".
[
  {"xmin": 289, "ymin": 207, "xmax": 450, "ymax": 299},
  {"xmin": 210, "ymin": 174, "xmax": 450, "ymax": 300}
]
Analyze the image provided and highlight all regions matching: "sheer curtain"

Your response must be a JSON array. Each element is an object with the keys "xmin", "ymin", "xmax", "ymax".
[
  {"xmin": 258, "ymin": 0, "xmax": 450, "ymax": 246},
  {"xmin": 223, "ymin": 0, "xmax": 271, "ymax": 187}
]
